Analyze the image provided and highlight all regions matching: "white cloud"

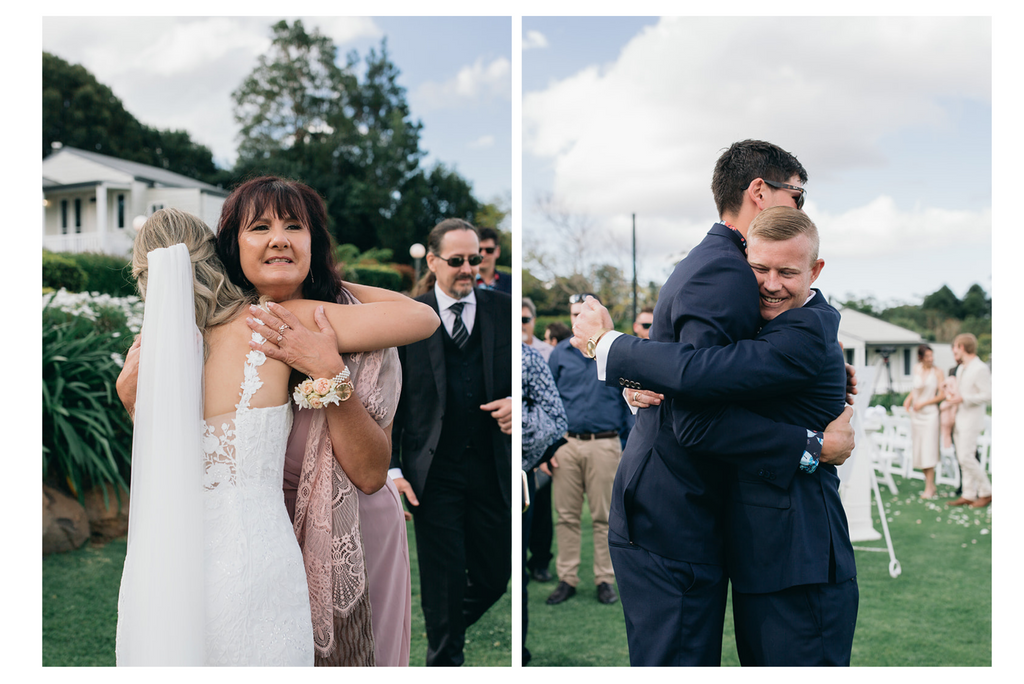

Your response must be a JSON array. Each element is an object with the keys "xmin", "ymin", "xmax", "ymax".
[
  {"xmin": 523, "ymin": 30, "xmax": 549, "ymax": 51},
  {"xmin": 524, "ymin": 16, "xmax": 991, "ymax": 235},
  {"xmin": 413, "ymin": 57, "xmax": 511, "ymax": 110},
  {"xmin": 469, "ymin": 135, "xmax": 495, "ymax": 149}
]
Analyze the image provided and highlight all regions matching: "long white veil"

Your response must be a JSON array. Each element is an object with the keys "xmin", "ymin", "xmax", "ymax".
[{"xmin": 115, "ymin": 243, "xmax": 206, "ymax": 665}]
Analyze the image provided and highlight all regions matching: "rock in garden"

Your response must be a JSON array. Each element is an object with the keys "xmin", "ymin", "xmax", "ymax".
[
  {"xmin": 83, "ymin": 482, "xmax": 129, "ymax": 541},
  {"xmin": 43, "ymin": 485, "xmax": 90, "ymax": 554}
]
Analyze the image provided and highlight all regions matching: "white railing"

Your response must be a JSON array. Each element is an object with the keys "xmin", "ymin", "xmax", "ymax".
[{"xmin": 43, "ymin": 233, "xmax": 132, "ymax": 256}]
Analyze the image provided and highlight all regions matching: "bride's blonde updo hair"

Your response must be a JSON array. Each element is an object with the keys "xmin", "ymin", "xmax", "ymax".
[{"xmin": 132, "ymin": 208, "xmax": 256, "ymax": 355}]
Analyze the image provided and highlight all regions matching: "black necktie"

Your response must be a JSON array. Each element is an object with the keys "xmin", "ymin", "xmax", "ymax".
[{"xmin": 449, "ymin": 302, "xmax": 469, "ymax": 349}]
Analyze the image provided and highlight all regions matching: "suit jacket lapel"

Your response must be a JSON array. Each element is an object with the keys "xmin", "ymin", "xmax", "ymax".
[{"xmin": 424, "ymin": 290, "xmax": 447, "ymax": 403}]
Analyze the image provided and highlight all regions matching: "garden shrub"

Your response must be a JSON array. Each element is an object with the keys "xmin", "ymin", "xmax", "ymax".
[
  {"xmin": 66, "ymin": 252, "xmax": 136, "ymax": 297},
  {"xmin": 43, "ymin": 250, "xmax": 87, "ymax": 292},
  {"xmin": 348, "ymin": 264, "xmax": 403, "ymax": 292}
]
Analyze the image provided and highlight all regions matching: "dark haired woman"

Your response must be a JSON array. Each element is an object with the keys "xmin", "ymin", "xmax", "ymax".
[{"xmin": 217, "ymin": 176, "xmax": 420, "ymax": 666}]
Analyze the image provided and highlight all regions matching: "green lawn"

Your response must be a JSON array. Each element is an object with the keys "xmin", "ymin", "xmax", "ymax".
[
  {"xmin": 42, "ymin": 520, "xmax": 511, "ymax": 667},
  {"xmin": 525, "ymin": 473, "xmax": 991, "ymax": 667}
]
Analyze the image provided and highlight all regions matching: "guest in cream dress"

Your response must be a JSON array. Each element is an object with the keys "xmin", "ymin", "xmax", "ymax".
[{"xmin": 903, "ymin": 344, "xmax": 945, "ymax": 499}]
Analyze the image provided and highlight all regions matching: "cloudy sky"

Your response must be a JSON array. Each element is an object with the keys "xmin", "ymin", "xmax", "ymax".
[
  {"xmin": 523, "ymin": 16, "xmax": 992, "ymax": 307},
  {"xmin": 42, "ymin": 16, "xmax": 511, "ymax": 204}
]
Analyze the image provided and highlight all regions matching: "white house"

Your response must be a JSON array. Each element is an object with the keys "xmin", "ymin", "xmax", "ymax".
[
  {"xmin": 836, "ymin": 306, "xmax": 935, "ymax": 395},
  {"xmin": 42, "ymin": 145, "xmax": 227, "ymax": 257}
]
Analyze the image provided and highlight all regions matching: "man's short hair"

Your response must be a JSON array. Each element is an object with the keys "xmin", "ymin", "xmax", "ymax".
[
  {"xmin": 427, "ymin": 218, "xmax": 478, "ymax": 256},
  {"xmin": 748, "ymin": 206, "xmax": 819, "ymax": 264},
  {"xmin": 954, "ymin": 333, "xmax": 978, "ymax": 355},
  {"xmin": 546, "ymin": 321, "xmax": 571, "ymax": 343},
  {"xmin": 639, "ymin": 306, "xmax": 654, "ymax": 315},
  {"xmin": 712, "ymin": 139, "xmax": 808, "ymax": 217},
  {"xmin": 522, "ymin": 297, "xmax": 537, "ymax": 318},
  {"xmin": 478, "ymin": 226, "xmax": 500, "ymax": 244}
]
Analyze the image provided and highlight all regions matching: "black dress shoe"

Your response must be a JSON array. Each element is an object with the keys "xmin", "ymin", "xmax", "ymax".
[
  {"xmin": 531, "ymin": 568, "xmax": 553, "ymax": 583},
  {"xmin": 597, "ymin": 582, "xmax": 619, "ymax": 605},
  {"xmin": 546, "ymin": 581, "xmax": 576, "ymax": 605}
]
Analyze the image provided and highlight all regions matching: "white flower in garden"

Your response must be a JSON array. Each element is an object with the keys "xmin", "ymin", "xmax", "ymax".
[{"xmin": 111, "ymin": 352, "xmax": 124, "ymax": 367}]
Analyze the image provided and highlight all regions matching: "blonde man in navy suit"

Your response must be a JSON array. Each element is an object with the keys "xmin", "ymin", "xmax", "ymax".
[{"xmin": 572, "ymin": 141, "xmax": 856, "ymax": 666}]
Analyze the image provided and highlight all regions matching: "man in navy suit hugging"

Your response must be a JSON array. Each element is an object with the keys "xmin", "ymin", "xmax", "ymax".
[{"xmin": 572, "ymin": 140, "xmax": 857, "ymax": 666}]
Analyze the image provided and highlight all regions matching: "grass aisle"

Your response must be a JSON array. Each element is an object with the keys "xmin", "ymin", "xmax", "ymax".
[
  {"xmin": 524, "ymin": 474, "xmax": 991, "ymax": 667},
  {"xmin": 43, "ymin": 520, "xmax": 511, "ymax": 667}
]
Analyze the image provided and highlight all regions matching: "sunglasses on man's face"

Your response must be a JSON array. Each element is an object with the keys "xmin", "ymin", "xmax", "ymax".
[
  {"xmin": 569, "ymin": 293, "xmax": 597, "ymax": 304},
  {"xmin": 480, "ymin": 246, "xmax": 497, "ymax": 255},
  {"xmin": 762, "ymin": 179, "xmax": 806, "ymax": 210},
  {"xmin": 435, "ymin": 253, "xmax": 483, "ymax": 268},
  {"xmin": 640, "ymin": 322, "xmax": 652, "ymax": 329},
  {"xmin": 522, "ymin": 317, "xmax": 533, "ymax": 324}
]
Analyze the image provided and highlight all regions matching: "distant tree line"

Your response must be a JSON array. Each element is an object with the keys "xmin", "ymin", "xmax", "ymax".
[
  {"xmin": 42, "ymin": 19, "xmax": 509, "ymax": 267},
  {"xmin": 841, "ymin": 283, "xmax": 991, "ymax": 361}
]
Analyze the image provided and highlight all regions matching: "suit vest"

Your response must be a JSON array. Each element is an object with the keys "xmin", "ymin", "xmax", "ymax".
[{"xmin": 435, "ymin": 318, "xmax": 491, "ymax": 460}]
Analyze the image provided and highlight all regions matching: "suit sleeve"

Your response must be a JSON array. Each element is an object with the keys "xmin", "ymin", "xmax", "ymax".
[
  {"xmin": 610, "ymin": 307, "xmax": 830, "ymax": 401},
  {"xmin": 609, "ymin": 257, "xmax": 809, "ymax": 488},
  {"xmin": 389, "ymin": 343, "xmax": 407, "ymax": 472},
  {"xmin": 961, "ymin": 362, "xmax": 991, "ymax": 407}
]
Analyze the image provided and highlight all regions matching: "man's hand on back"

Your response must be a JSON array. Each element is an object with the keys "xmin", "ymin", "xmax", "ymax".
[{"xmin": 820, "ymin": 406, "xmax": 855, "ymax": 466}]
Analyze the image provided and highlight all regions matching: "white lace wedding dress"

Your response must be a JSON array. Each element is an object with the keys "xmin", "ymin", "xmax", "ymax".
[
  {"xmin": 199, "ymin": 336, "xmax": 315, "ymax": 666},
  {"xmin": 116, "ymin": 245, "xmax": 313, "ymax": 666}
]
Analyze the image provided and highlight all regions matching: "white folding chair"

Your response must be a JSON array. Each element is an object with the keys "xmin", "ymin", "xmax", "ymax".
[
  {"xmin": 869, "ymin": 418, "xmax": 900, "ymax": 495},
  {"xmin": 977, "ymin": 416, "xmax": 992, "ymax": 474}
]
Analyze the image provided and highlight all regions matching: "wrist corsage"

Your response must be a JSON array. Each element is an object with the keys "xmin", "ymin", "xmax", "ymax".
[{"xmin": 293, "ymin": 367, "xmax": 354, "ymax": 409}]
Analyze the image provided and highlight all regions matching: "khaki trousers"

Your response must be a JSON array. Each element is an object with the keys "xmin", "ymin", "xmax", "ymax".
[
  {"xmin": 954, "ymin": 413, "xmax": 992, "ymax": 500},
  {"xmin": 551, "ymin": 435, "xmax": 621, "ymax": 587}
]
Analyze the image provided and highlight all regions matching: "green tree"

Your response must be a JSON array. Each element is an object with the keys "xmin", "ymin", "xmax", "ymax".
[
  {"xmin": 960, "ymin": 283, "xmax": 991, "ymax": 319},
  {"xmin": 43, "ymin": 52, "xmax": 224, "ymax": 185},
  {"xmin": 921, "ymin": 284, "xmax": 963, "ymax": 320}
]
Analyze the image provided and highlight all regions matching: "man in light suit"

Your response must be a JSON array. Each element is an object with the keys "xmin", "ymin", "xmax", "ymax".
[
  {"xmin": 572, "ymin": 140, "xmax": 855, "ymax": 666},
  {"xmin": 945, "ymin": 332, "xmax": 992, "ymax": 508},
  {"xmin": 390, "ymin": 218, "xmax": 512, "ymax": 666}
]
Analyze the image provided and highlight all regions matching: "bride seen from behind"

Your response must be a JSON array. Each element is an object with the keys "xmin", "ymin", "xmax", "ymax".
[{"xmin": 116, "ymin": 208, "xmax": 438, "ymax": 665}]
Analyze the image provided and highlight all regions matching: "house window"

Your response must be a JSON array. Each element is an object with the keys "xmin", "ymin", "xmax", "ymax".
[
  {"xmin": 61, "ymin": 199, "xmax": 68, "ymax": 234},
  {"xmin": 845, "ymin": 348, "xmax": 854, "ymax": 366},
  {"xmin": 74, "ymin": 198, "xmax": 82, "ymax": 233},
  {"xmin": 117, "ymin": 194, "xmax": 125, "ymax": 228},
  {"xmin": 904, "ymin": 348, "xmax": 911, "ymax": 375}
]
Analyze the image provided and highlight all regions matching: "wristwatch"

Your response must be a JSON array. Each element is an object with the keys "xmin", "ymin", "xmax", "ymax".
[
  {"xmin": 584, "ymin": 329, "xmax": 612, "ymax": 359},
  {"xmin": 332, "ymin": 367, "xmax": 354, "ymax": 402}
]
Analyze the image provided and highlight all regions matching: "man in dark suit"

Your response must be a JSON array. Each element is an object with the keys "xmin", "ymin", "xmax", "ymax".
[
  {"xmin": 390, "ymin": 218, "xmax": 512, "ymax": 667},
  {"xmin": 571, "ymin": 140, "xmax": 855, "ymax": 666}
]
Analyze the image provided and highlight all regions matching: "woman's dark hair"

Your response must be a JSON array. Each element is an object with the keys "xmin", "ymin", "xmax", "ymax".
[
  {"xmin": 917, "ymin": 343, "xmax": 933, "ymax": 361},
  {"xmin": 216, "ymin": 176, "xmax": 345, "ymax": 303},
  {"xmin": 546, "ymin": 321, "xmax": 572, "ymax": 344}
]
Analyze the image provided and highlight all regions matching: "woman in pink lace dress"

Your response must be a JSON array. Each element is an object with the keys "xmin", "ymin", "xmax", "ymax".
[{"xmin": 216, "ymin": 177, "xmax": 432, "ymax": 665}]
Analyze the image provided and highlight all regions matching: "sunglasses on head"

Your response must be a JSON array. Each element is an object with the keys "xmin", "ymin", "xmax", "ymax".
[
  {"xmin": 762, "ymin": 179, "xmax": 806, "ymax": 209},
  {"xmin": 435, "ymin": 253, "xmax": 483, "ymax": 268},
  {"xmin": 480, "ymin": 246, "xmax": 497, "ymax": 254},
  {"xmin": 569, "ymin": 293, "xmax": 597, "ymax": 304}
]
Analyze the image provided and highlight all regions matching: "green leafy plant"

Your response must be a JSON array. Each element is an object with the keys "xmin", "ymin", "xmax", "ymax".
[
  {"xmin": 65, "ymin": 252, "xmax": 136, "ymax": 297},
  {"xmin": 43, "ymin": 294, "xmax": 137, "ymax": 503}
]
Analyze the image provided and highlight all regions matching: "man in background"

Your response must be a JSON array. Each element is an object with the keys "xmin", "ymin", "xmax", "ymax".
[
  {"xmin": 945, "ymin": 333, "xmax": 992, "ymax": 508},
  {"xmin": 544, "ymin": 293, "xmax": 631, "ymax": 607},
  {"xmin": 632, "ymin": 307, "xmax": 654, "ymax": 339},
  {"xmin": 475, "ymin": 227, "xmax": 511, "ymax": 293},
  {"xmin": 523, "ymin": 297, "xmax": 553, "ymax": 361}
]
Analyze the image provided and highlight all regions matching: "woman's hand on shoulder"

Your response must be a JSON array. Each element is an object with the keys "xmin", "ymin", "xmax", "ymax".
[{"xmin": 246, "ymin": 302, "xmax": 345, "ymax": 379}]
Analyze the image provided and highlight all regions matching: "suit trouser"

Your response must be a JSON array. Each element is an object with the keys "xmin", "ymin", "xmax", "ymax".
[
  {"xmin": 954, "ymin": 420, "xmax": 991, "ymax": 500},
  {"xmin": 552, "ymin": 436, "xmax": 621, "ymax": 587},
  {"xmin": 526, "ymin": 476, "xmax": 553, "ymax": 573},
  {"xmin": 732, "ymin": 578, "xmax": 859, "ymax": 666},
  {"xmin": 608, "ymin": 529, "xmax": 727, "ymax": 666},
  {"xmin": 411, "ymin": 444, "xmax": 512, "ymax": 666}
]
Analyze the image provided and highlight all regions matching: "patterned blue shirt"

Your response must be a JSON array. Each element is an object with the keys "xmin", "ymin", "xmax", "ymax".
[{"xmin": 522, "ymin": 344, "xmax": 567, "ymax": 470}]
